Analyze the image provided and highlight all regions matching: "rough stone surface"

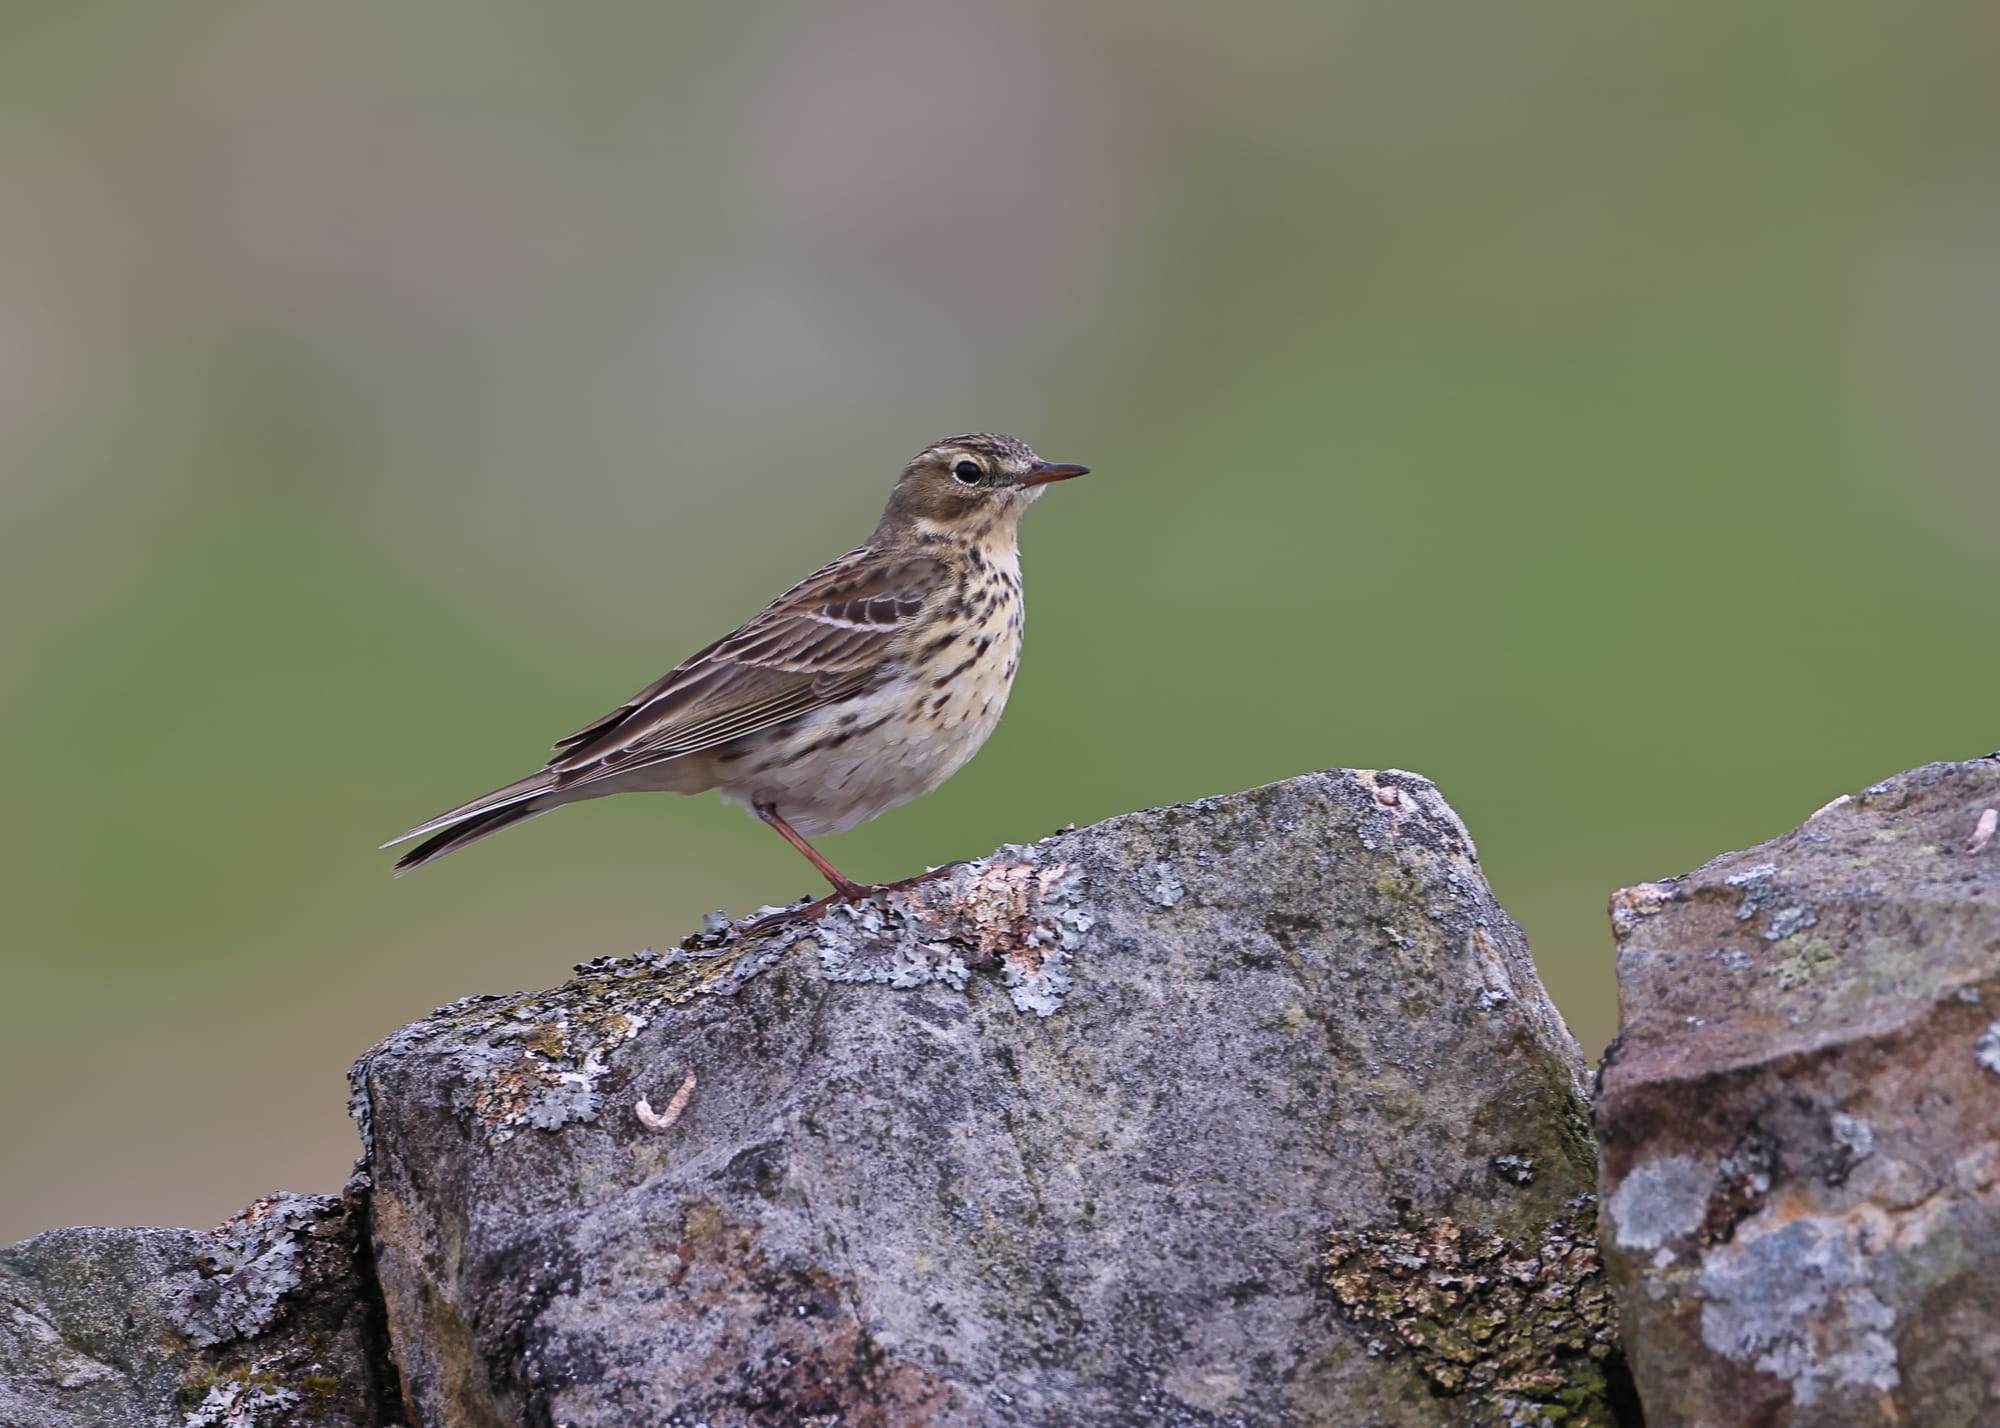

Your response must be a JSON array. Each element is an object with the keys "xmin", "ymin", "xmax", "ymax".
[
  {"xmin": 1598, "ymin": 756, "xmax": 2000, "ymax": 1426},
  {"xmin": 0, "ymin": 1192, "xmax": 398, "ymax": 1428},
  {"xmin": 351, "ymin": 769, "xmax": 1616, "ymax": 1427}
]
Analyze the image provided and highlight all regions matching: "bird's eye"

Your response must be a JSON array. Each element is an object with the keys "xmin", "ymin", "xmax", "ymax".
[{"xmin": 951, "ymin": 459, "xmax": 983, "ymax": 485}]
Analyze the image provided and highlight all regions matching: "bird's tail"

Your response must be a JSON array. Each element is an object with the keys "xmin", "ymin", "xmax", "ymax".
[{"xmin": 382, "ymin": 770, "xmax": 560, "ymax": 874}]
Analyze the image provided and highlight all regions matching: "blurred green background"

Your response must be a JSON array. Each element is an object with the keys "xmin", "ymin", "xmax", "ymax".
[{"xmin": 3, "ymin": 2, "xmax": 1996, "ymax": 1244}]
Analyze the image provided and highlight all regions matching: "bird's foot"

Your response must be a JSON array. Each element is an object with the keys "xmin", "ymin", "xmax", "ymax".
[
  {"xmin": 873, "ymin": 861, "xmax": 964, "ymax": 894},
  {"xmin": 734, "ymin": 893, "xmax": 845, "ymax": 940},
  {"xmin": 731, "ymin": 863, "xmax": 965, "ymax": 940}
]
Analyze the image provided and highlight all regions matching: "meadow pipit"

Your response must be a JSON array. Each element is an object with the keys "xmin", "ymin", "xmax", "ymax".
[{"xmin": 384, "ymin": 433, "xmax": 1088, "ymax": 903}]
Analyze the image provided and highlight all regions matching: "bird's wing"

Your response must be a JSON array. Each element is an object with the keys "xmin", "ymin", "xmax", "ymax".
[{"xmin": 547, "ymin": 545, "xmax": 951, "ymax": 784}]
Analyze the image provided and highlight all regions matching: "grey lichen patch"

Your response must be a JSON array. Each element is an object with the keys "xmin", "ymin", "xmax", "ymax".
[
  {"xmin": 1605, "ymin": 1154, "xmax": 1713, "ymax": 1251},
  {"xmin": 1323, "ymin": 1210, "xmax": 1618, "ymax": 1421},
  {"xmin": 182, "ymin": 1376, "xmax": 300, "ymax": 1426},
  {"xmin": 163, "ymin": 1195, "xmax": 324, "ymax": 1348},
  {"xmin": 812, "ymin": 900, "xmax": 974, "ymax": 992},
  {"xmin": 354, "ymin": 938, "xmax": 786, "ymax": 1147},
  {"xmin": 563, "ymin": 933, "xmax": 795, "ymax": 1011},
  {"xmin": 1000, "ymin": 929, "xmax": 1074, "ymax": 1016},
  {"xmin": 1976, "ymin": 1019, "xmax": 2000, "ymax": 1075},
  {"xmin": 1828, "ymin": 1112, "xmax": 1875, "ymax": 1165},
  {"xmin": 1697, "ymin": 1215, "xmax": 1900, "ymax": 1406},
  {"xmin": 454, "ymin": 1000, "xmax": 650, "ymax": 1140},
  {"xmin": 809, "ymin": 854, "xmax": 1090, "ymax": 1016},
  {"xmin": 1137, "ymin": 859, "xmax": 1184, "ymax": 908},
  {"xmin": 1725, "ymin": 863, "xmax": 1780, "ymax": 919},
  {"xmin": 1721, "ymin": 863, "xmax": 1820, "ymax": 944},
  {"xmin": 643, "ymin": 936, "xmax": 793, "ymax": 999},
  {"xmin": 1764, "ymin": 904, "xmax": 1818, "ymax": 942}
]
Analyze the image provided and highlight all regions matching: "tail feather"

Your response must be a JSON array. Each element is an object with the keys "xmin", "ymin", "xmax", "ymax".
[
  {"xmin": 384, "ymin": 769, "xmax": 563, "ymax": 874},
  {"xmin": 383, "ymin": 770, "xmax": 560, "ymax": 849},
  {"xmin": 391, "ymin": 801, "xmax": 552, "ymax": 875}
]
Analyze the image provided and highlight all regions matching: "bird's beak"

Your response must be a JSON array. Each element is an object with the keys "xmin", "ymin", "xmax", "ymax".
[{"xmin": 1017, "ymin": 461, "xmax": 1091, "ymax": 487}]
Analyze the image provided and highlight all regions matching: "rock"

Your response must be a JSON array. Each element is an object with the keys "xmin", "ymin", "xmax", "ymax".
[
  {"xmin": 1597, "ymin": 756, "xmax": 2000, "ymax": 1426},
  {"xmin": 0, "ymin": 1192, "xmax": 398, "ymax": 1428},
  {"xmin": 350, "ymin": 770, "xmax": 1619, "ymax": 1427}
]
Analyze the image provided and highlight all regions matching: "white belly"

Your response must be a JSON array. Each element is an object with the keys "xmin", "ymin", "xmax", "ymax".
[{"xmin": 713, "ymin": 618, "xmax": 1021, "ymax": 836}]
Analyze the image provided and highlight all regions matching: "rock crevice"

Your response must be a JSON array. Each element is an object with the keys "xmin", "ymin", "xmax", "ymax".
[{"xmin": 0, "ymin": 1191, "xmax": 398, "ymax": 1428}]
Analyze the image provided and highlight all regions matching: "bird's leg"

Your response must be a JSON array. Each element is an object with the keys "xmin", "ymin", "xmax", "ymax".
[
  {"xmin": 755, "ymin": 803, "xmax": 870, "ymax": 901},
  {"xmin": 739, "ymin": 806, "xmax": 960, "ymax": 940}
]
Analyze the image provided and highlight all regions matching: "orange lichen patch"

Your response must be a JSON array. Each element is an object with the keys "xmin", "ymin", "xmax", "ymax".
[
  {"xmin": 939, "ymin": 858, "xmax": 1085, "ymax": 1013},
  {"xmin": 1608, "ymin": 881, "xmax": 1679, "ymax": 941},
  {"xmin": 467, "ymin": 1054, "xmax": 557, "ymax": 1133},
  {"xmin": 921, "ymin": 858, "xmax": 1074, "ymax": 975}
]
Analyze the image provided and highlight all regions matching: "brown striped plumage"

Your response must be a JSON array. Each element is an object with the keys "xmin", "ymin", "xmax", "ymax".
[{"xmin": 383, "ymin": 434, "xmax": 1087, "ymax": 900}]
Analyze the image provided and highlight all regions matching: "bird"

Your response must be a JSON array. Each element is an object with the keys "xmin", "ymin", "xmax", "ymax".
[{"xmin": 383, "ymin": 433, "xmax": 1089, "ymax": 907}]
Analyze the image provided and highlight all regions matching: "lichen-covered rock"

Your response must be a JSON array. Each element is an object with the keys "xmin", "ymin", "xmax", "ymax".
[
  {"xmin": 1597, "ymin": 756, "xmax": 2000, "ymax": 1426},
  {"xmin": 0, "ymin": 1192, "xmax": 398, "ymax": 1428},
  {"xmin": 351, "ymin": 769, "xmax": 1617, "ymax": 1427}
]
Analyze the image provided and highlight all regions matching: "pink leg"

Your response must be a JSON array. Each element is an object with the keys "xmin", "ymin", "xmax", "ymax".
[{"xmin": 755, "ymin": 803, "xmax": 869, "ymax": 901}]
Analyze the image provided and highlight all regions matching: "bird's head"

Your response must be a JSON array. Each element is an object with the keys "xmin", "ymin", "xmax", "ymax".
[{"xmin": 877, "ymin": 433, "xmax": 1089, "ymax": 539}]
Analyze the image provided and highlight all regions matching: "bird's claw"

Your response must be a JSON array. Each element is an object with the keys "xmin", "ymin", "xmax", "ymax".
[{"xmin": 729, "ymin": 862, "xmax": 965, "ymax": 940}]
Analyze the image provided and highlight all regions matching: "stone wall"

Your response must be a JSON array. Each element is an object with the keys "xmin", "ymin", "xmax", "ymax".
[{"xmin": 5, "ymin": 759, "xmax": 1995, "ymax": 1426}]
